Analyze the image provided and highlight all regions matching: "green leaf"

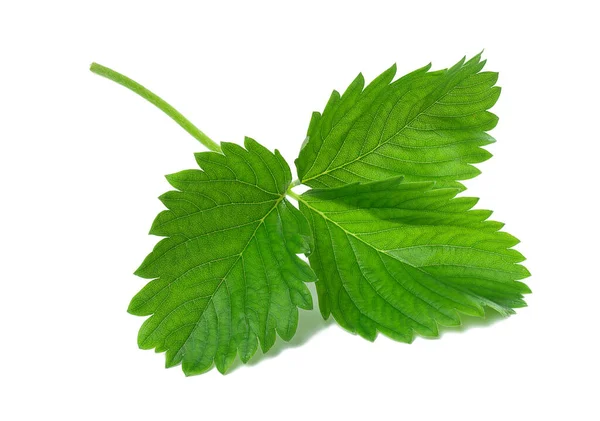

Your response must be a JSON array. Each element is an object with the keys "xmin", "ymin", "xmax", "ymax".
[
  {"xmin": 297, "ymin": 177, "xmax": 530, "ymax": 342},
  {"xmin": 295, "ymin": 53, "xmax": 499, "ymax": 189},
  {"xmin": 129, "ymin": 137, "xmax": 316, "ymax": 375},
  {"xmin": 91, "ymin": 58, "xmax": 530, "ymax": 376}
]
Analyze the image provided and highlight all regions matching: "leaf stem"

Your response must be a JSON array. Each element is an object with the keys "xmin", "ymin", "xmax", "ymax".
[
  {"xmin": 90, "ymin": 63, "xmax": 222, "ymax": 153},
  {"xmin": 286, "ymin": 186, "xmax": 301, "ymax": 201},
  {"xmin": 290, "ymin": 179, "xmax": 301, "ymax": 188}
]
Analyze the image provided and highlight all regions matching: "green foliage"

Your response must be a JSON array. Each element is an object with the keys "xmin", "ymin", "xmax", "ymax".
[
  {"xmin": 295, "ymin": 53, "xmax": 498, "ymax": 189},
  {"xmin": 91, "ymin": 54, "xmax": 530, "ymax": 376},
  {"xmin": 128, "ymin": 138, "xmax": 315, "ymax": 375},
  {"xmin": 297, "ymin": 178, "xmax": 530, "ymax": 342}
]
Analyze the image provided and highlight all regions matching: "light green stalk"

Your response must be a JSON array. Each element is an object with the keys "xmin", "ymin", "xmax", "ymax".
[{"xmin": 90, "ymin": 63, "xmax": 221, "ymax": 153}]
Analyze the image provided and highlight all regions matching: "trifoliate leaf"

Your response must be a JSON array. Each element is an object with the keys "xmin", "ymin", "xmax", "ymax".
[
  {"xmin": 296, "ymin": 177, "xmax": 530, "ymax": 342},
  {"xmin": 91, "ymin": 57, "xmax": 530, "ymax": 376},
  {"xmin": 295, "ymin": 53, "xmax": 499, "ymax": 189},
  {"xmin": 129, "ymin": 137, "xmax": 316, "ymax": 375}
]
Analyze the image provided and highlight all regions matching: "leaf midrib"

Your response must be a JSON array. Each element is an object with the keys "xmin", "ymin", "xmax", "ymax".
[
  {"xmin": 301, "ymin": 74, "xmax": 464, "ymax": 185},
  {"xmin": 144, "ymin": 193, "xmax": 286, "ymax": 352},
  {"xmin": 297, "ymin": 195, "xmax": 488, "ymax": 312},
  {"xmin": 301, "ymin": 197, "xmax": 471, "ymax": 335},
  {"xmin": 178, "ymin": 193, "xmax": 286, "ymax": 349}
]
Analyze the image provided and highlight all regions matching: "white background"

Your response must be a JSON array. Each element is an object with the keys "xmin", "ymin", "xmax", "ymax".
[{"xmin": 1, "ymin": 1, "xmax": 598, "ymax": 419}]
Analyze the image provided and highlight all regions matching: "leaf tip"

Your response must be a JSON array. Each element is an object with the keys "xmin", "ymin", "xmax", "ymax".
[
  {"xmin": 132, "ymin": 266, "xmax": 144, "ymax": 278},
  {"xmin": 518, "ymin": 280, "xmax": 532, "ymax": 294},
  {"xmin": 239, "ymin": 347, "xmax": 255, "ymax": 364},
  {"xmin": 519, "ymin": 265, "xmax": 532, "ymax": 281},
  {"xmin": 126, "ymin": 299, "xmax": 139, "ymax": 315},
  {"xmin": 164, "ymin": 172, "xmax": 178, "ymax": 187},
  {"xmin": 215, "ymin": 360, "xmax": 229, "ymax": 375}
]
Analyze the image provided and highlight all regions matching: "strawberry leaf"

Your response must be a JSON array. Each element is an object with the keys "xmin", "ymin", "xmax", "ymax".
[
  {"xmin": 91, "ymin": 55, "xmax": 530, "ymax": 376},
  {"xmin": 295, "ymin": 53, "xmax": 499, "ymax": 189},
  {"xmin": 129, "ymin": 138, "xmax": 316, "ymax": 375},
  {"xmin": 296, "ymin": 178, "xmax": 530, "ymax": 342}
]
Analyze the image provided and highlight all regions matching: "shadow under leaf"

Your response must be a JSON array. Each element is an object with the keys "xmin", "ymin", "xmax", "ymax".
[{"xmin": 227, "ymin": 295, "xmax": 512, "ymax": 373}]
